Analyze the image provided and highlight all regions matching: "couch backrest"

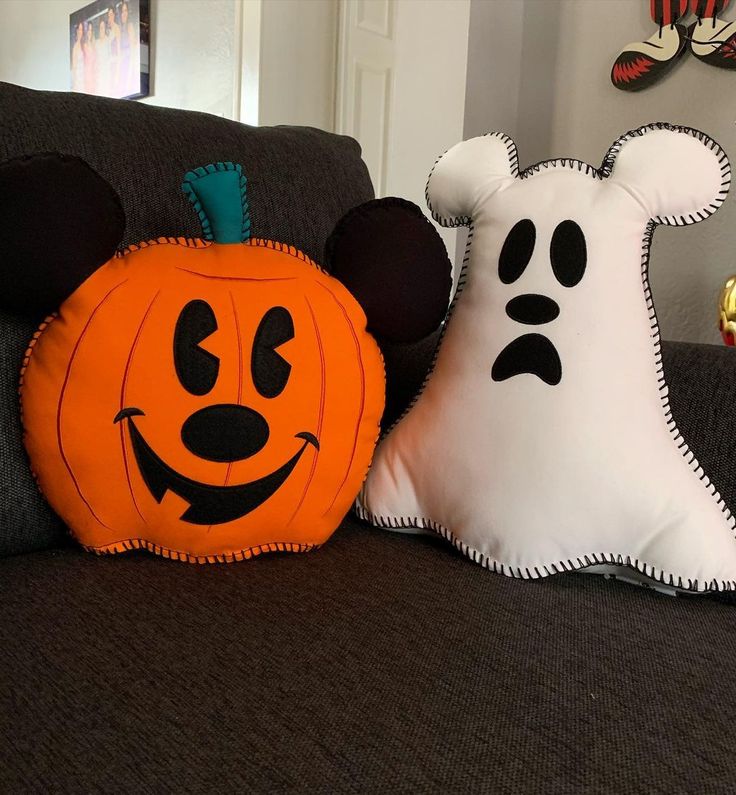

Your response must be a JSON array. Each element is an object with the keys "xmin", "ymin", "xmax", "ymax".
[
  {"xmin": 0, "ymin": 81, "xmax": 374, "ymax": 556},
  {"xmin": 0, "ymin": 82, "xmax": 373, "ymax": 260}
]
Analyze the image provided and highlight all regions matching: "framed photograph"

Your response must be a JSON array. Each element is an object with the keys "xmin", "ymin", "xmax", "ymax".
[{"xmin": 70, "ymin": 0, "xmax": 150, "ymax": 99}]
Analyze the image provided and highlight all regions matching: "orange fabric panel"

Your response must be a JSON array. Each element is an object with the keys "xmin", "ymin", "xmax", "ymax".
[{"xmin": 20, "ymin": 239, "xmax": 384, "ymax": 562}]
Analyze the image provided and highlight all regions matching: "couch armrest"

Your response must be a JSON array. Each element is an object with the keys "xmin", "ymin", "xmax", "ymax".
[{"xmin": 663, "ymin": 340, "xmax": 736, "ymax": 513}]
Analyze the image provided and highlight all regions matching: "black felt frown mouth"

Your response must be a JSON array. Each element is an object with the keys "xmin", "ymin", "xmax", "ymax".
[
  {"xmin": 491, "ymin": 333, "xmax": 562, "ymax": 386},
  {"xmin": 113, "ymin": 408, "xmax": 319, "ymax": 525}
]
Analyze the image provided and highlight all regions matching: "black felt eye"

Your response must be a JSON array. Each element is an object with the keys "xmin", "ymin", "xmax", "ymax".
[
  {"xmin": 550, "ymin": 220, "xmax": 587, "ymax": 287},
  {"xmin": 252, "ymin": 307, "xmax": 294, "ymax": 398},
  {"xmin": 498, "ymin": 219, "xmax": 536, "ymax": 284},
  {"xmin": 174, "ymin": 300, "xmax": 219, "ymax": 396}
]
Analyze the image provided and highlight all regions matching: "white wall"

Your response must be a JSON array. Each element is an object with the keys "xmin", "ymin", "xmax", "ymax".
[
  {"xmin": 464, "ymin": 0, "xmax": 523, "ymax": 141},
  {"xmin": 550, "ymin": 0, "xmax": 735, "ymax": 344},
  {"xmin": 464, "ymin": 0, "xmax": 735, "ymax": 344},
  {"xmin": 0, "ymin": 0, "xmax": 239, "ymax": 116},
  {"xmin": 258, "ymin": 0, "xmax": 337, "ymax": 129},
  {"xmin": 0, "ymin": 0, "xmax": 336, "ymax": 129},
  {"xmin": 383, "ymin": 0, "xmax": 470, "ymax": 210},
  {"xmin": 144, "ymin": 0, "xmax": 238, "ymax": 117}
]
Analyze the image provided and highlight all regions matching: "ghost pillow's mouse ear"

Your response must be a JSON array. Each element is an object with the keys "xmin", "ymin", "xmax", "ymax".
[
  {"xmin": 326, "ymin": 197, "xmax": 452, "ymax": 343},
  {"xmin": 603, "ymin": 123, "xmax": 730, "ymax": 225},
  {"xmin": 0, "ymin": 153, "xmax": 125, "ymax": 316},
  {"xmin": 426, "ymin": 132, "xmax": 519, "ymax": 227}
]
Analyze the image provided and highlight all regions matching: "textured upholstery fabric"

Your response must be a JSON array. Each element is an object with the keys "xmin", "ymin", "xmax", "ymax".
[
  {"xmin": 2, "ymin": 518, "xmax": 736, "ymax": 792},
  {"xmin": 3, "ymin": 83, "xmax": 736, "ymax": 792},
  {"xmin": 0, "ymin": 312, "xmax": 67, "ymax": 555},
  {"xmin": 663, "ymin": 340, "xmax": 736, "ymax": 512},
  {"xmin": 0, "ymin": 81, "xmax": 374, "ymax": 556},
  {"xmin": 0, "ymin": 82, "xmax": 371, "ymax": 261}
]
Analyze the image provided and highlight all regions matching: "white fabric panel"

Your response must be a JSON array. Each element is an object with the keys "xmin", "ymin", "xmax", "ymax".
[{"xmin": 358, "ymin": 123, "xmax": 735, "ymax": 593}]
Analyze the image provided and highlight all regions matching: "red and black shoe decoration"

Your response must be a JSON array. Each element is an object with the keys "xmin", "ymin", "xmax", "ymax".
[
  {"xmin": 611, "ymin": 0, "xmax": 689, "ymax": 90},
  {"xmin": 689, "ymin": 0, "xmax": 736, "ymax": 69}
]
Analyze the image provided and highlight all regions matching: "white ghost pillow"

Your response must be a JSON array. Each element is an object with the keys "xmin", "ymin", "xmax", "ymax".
[{"xmin": 357, "ymin": 122, "xmax": 736, "ymax": 594}]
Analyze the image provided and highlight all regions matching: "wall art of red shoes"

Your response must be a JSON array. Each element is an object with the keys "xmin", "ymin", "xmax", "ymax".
[{"xmin": 612, "ymin": 0, "xmax": 736, "ymax": 91}]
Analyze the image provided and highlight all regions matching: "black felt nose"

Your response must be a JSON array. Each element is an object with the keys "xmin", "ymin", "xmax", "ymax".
[
  {"xmin": 506, "ymin": 293, "xmax": 560, "ymax": 325},
  {"xmin": 181, "ymin": 404, "xmax": 269, "ymax": 463}
]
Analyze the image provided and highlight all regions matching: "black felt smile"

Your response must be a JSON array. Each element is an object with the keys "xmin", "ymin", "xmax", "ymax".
[
  {"xmin": 491, "ymin": 333, "xmax": 562, "ymax": 386},
  {"xmin": 113, "ymin": 408, "xmax": 319, "ymax": 525}
]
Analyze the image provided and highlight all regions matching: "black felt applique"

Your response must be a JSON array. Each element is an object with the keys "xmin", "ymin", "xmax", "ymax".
[
  {"xmin": 505, "ymin": 294, "xmax": 559, "ymax": 325},
  {"xmin": 123, "ymin": 414, "xmax": 317, "ymax": 525},
  {"xmin": 173, "ymin": 299, "xmax": 220, "ymax": 396},
  {"xmin": 498, "ymin": 219, "xmax": 536, "ymax": 285},
  {"xmin": 0, "ymin": 152, "xmax": 125, "ymax": 315},
  {"xmin": 550, "ymin": 220, "xmax": 587, "ymax": 287},
  {"xmin": 325, "ymin": 197, "xmax": 452, "ymax": 343},
  {"xmin": 492, "ymin": 333, "xmax": 562, "ymax": 386},
  {"xmin": 181, "ymin": 403, "xmax": 270, "ymax": 463},
  {"xmin": 251, "ymin": 306, "xmax": 294, "ymax": 399}
]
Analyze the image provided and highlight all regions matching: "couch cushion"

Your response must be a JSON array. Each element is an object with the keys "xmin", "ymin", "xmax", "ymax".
[
  {"xmin": 0, "ymin": 81, "xmax": 374, "ymax": 557},
  {"xmin": 1, "ymin": 517, "xmax": 735, "ymax": 792}
]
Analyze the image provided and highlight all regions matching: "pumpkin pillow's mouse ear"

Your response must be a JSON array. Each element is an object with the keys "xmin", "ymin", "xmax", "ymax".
[
  {"xmin": 0, "ymin": 152, "xmax": 125, "ymax": 316},
  {"xmin": 325, "ymin": 197, "xmax": 452, "ymax": 343}
]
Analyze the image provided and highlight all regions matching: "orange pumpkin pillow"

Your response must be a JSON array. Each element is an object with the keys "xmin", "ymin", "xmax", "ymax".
[{"xmin": 0, "ymin": 154, "xmax": 451, "ymax": 562}]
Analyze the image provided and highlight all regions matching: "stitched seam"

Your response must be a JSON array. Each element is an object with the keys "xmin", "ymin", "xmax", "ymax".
[
  {"xmin": 116, "ymin": 237, "xmax": 328, "ymax": 273},
  {"xmin": 117, "ymin": 237, "xmax": 211, "ymax": 256},
  {"xmin": 247, "ymin": 238, "xmax": 328, "ymax": 272},
  {"xmin": 353, "ymin": 503, "xmax": 736, "ymax": 593},
  {"xmin": 82, "ymin": 538, "xmax": 320, "ymax": 564},
  {"xmin": 362, "ymin": 122, "xmax": 735, "ymax": 592},
  {"xmin": 600, "ymin": 122, "xmax": 732, "ymax": 224},
  {"xmin": 641, "ymin": 218, "xmax": 736, "ymax": 536},
  {"xmin": 181, "ymin": 161, "xmax": 251, "ymax": 242},
  {"xmin": 520, "ymin": 157, "xmax": 602, "ymax": 180},
  {"xmin": 425, "ymin": 131, "xmax": 519, "ymax": 228}
]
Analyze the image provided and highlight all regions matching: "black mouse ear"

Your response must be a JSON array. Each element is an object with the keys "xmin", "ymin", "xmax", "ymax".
[
  {"xmin": 325, "ymin": 197, "xmax": 452, "ymax": 343},
  {"xmin": 0, "ymin": 153, "xmax": 125, "ymax": 316}
]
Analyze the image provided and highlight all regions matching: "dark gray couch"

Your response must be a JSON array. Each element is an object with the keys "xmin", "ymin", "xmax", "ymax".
[{"xmin": 2, "ymin": 82, "xmax": 736, "ymax": 793}]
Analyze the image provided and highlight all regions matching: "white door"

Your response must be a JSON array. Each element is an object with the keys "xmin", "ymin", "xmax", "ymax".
[
  {"xmin": 336, "ymin": 0, "xmax": 396, "ymax": 197},
  {"xmin": 336, "ymin": 0, "xmax": 471, "ymax": 264}
]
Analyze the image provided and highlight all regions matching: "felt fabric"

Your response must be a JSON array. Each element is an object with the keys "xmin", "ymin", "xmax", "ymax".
[
  {"xmin": 0, "ymin": 153, "xmax": 125, "ymax": 316},
  {"xmin": 326, "ymin": 198, "xmax": 452, "ymax": 342},
  {"xmin": 181, "ymin": 162, "xmax": 250, "ymax": 244},
  {"xmin": 20, "ymin": 236, "xmax": 385, "ymax": 562},
  {"xmin": 359, "ymin": 124, "xmax": 736, "ymax": 593},
  {"xmin": 2, "ymin": 518, "xmax": 736, "ymax": 792},
  {"xmin": 0, "ymin": 81, "xmax": 375, "ymax": 557}
]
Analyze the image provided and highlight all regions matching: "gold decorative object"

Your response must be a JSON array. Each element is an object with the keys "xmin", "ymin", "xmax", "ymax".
[{"xmin": 719, "ymin": 275, "xmax": 736, "ymax": 346}]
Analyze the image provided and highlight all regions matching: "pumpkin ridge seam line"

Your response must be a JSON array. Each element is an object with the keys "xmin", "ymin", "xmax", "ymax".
[
  {"xmin": 54, "ymin": 280, "xmax": 130, "ymax": 531},
  {"xmin": 289, "ymin": 295, "xmax": 327, "ymax": 524},
  {"xmin": 118, "ymin": 290, "xmax": 161, "ymax": 524},
  {"xmin": 315, "ymin": 281, "xmax": 368, "ymax": 515}
]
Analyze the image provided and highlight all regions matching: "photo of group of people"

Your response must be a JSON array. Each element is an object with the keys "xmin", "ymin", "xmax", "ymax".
[{"xmin": 70, "ymin": 0, "xmax": 150, "ymax": 99}]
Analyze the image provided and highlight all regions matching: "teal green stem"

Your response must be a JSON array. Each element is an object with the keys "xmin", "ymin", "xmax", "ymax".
[{"xmin": 181, "ymin": 162, "xmax": 251, "ymax": 243}]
